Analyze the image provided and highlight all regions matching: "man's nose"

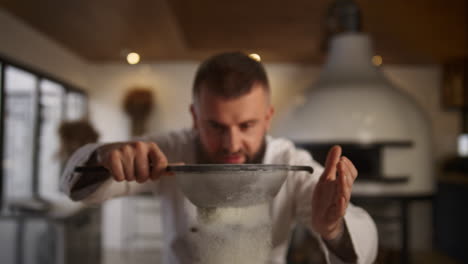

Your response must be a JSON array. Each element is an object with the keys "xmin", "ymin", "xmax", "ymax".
[{"xmin": 222, "ymin": 128, "xmax": 241, "ymax": 153}]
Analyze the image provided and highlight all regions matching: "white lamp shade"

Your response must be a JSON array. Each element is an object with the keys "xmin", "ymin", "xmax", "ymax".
[{"xmin": 275, "ymin": 33, "xmax": 434, "ymax": 194}]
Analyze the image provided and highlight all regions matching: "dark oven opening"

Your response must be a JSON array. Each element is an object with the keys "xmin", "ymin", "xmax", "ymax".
[{"xmin": 296, "ymin": 141, "xmax": 412, "ymax": 183}]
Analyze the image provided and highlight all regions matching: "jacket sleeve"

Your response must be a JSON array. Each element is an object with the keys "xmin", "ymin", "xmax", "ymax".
[
  {"xmin": 59, "ymin": 143, "xmax": 156, "ymax": 205},
  {"xmin": 292, "ymin": 148, "xmax": 378, "ymax": 264}
]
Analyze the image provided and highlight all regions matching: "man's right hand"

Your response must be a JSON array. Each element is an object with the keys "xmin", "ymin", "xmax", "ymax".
[{"xmin": 96, "ymin": 141, "xmax": 169, "ymax": 183}]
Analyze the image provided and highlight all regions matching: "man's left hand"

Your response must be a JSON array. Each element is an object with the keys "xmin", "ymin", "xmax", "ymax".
[{"xmin": 311, "ymin": 145, "xmax": 358, "ymax": 241}]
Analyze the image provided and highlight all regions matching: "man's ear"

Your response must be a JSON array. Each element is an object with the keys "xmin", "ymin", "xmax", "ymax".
[
  {"xmin": 190, "ymin": 104, "xmax": 198, "ymax": 130},
  {"xmin": 265, "ymin": 105, "xmax": 275, "ymax": 130}
]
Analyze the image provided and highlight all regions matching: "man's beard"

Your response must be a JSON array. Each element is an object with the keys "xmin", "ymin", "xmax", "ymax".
[{"xmin": 195, "ymin": 136, "xmax": 267, "ymax": 164}]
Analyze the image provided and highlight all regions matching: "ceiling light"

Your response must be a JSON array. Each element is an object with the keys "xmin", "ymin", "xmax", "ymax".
[
  {"xmin": 249, "ymin": 53, "xmax": 261, "ymax": 62},
  {"xmin": 372, "ymin": 55, "xmax": 383, "ymax": 66},
  {"xmin": 127, "ymin": 52, "xmax": 140, "ymax": 65}
]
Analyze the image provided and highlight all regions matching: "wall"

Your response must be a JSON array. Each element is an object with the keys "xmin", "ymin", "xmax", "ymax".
[
  {"xmin": 384, "ymin": 66, "xmax": 460, "ymax": 162},
  {"xmin": 0, "ymin": 8, "xmax": 88, "ymax": 88},
  {"xmin": 86, "ymin": 63, "xmax": 197, "ymax": 142}
]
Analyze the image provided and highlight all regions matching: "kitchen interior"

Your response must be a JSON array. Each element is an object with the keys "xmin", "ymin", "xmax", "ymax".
[{"xmin": 0, "ymin": 0, "xmax": 467, "ymax": 263}]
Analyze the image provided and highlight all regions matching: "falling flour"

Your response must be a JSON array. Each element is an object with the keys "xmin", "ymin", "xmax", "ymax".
[{"xmin": 188, "ymin": 203, "xmax": 273, "ymax": 264}]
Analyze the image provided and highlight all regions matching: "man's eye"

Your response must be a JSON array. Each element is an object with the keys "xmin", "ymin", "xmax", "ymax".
[
  {"xmin": 240, "ymin": 122, "xmax": 255, "ymax": 131},
  {"xmin": 209, "ymin": 122, "xmax": 224, "ymax": 131}
]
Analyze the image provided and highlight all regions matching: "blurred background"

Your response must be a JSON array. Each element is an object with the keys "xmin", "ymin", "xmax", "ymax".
[{"xmin": 0, "ymin": 0, "xmax": 466, "ymax": 263}]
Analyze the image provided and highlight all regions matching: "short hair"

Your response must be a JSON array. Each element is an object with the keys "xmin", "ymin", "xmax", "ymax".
[{"xmin": 192, "ymin": 52, "xmax": 269, "ymax": 100}]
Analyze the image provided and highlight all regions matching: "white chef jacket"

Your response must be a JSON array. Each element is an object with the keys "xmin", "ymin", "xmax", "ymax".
[{"xmin": 60, "ymin": 129, "xmax": 378, "ymax": 264}]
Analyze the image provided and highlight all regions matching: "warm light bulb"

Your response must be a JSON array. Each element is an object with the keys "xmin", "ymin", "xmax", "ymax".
[
  {"xmin": 127, "ymin": 52, "xmax": 140, "ymax": 64},
  {"xmin": 249, "ymin": 53, "xmax": 261, "ymax": 62},
  {"xmin": 372, "ymin": 55, "xmax": 383, "ymax": 66}
]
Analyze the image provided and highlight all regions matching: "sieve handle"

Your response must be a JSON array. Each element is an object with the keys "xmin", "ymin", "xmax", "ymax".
[{"xmin": 74, "ymin": 165, "xmax": 172, "ymax": 173}]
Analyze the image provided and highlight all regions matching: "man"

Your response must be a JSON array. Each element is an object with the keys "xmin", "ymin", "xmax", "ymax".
[{"xmin": 61, "ymin": 52, "xmax": 378, "ymax": 264}]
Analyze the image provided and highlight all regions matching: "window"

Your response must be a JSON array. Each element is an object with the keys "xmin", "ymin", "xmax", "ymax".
[
  {"xmin": 2, "ymin": 65, "xmax": 38, "ymax": 201},
  {"xmin": 0, "ymin": 58, "xmax": 87, "ymax": 209},
  {"xmin": 38, "ymin": 79, "xmax": 65, "ymax": 200},
  {"xmin": 65, "ymin": 91, "xmax": 87, "ymax": 121}
]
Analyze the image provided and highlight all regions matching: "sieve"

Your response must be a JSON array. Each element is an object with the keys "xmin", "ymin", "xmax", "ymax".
[
  {"xmin": 169, "ymin": 164, "xmax": 312, "ymax": 207},
  {"xmin": 75, "ymin": 164, "xmax": 313, "ymax": 207}
]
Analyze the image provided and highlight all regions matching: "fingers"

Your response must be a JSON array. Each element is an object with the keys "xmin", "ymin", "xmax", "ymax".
[
  {"xmin": 314, "ymin": 145, "xmax": 342, "ymax": 217},
  {"xmin": 338, "ymin": 159, "xmax": 351, "ymax": 203},
  {"xmin": 134, "ymin": 142, "xmax": 150, "ymax": 183},
  {"xmin": 338, "ymin": 156, "xmax": 358, "ymax": 194},
  {"xmin": 148, "ymin": 142, "xmax": 168, "ymax": 181},
  {"xmin": 101, "ymin": 141, "xmax": 170, "ymax": 183},
  {"xmin": 335, "ymin": 156, "xmax": 360, "ymax": 215},
  {"xmin": 335, "ymin": 196, "xmax": 347, "ymax": 220},
  {"xmin": 321, "ymin": 145, "xmax": 342, "ymax": 182},
  {"xmin": 314, "ymin": 151, "xmax": 359, "ymax": 235},
  {"xmin": 122, "ymin": 145, "xmax": 135, "ymax": 181},
  {"xmin": 342, "ymin": 156, "xmax": 358, "ymax": 181},
  {"xmin": 108, "ymin": 150, "xmax": 125, "ymax": 182}
]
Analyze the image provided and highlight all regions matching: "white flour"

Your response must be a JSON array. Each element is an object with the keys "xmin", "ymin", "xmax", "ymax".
[{"xmin": 188, "ymin": 203, "xmax": 273, "ymax": 264}]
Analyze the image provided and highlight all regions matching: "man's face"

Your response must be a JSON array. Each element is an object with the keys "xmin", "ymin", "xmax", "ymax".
[{"xmin": 190, "ymin": 83, "xmax": 274, "ymax": 164}]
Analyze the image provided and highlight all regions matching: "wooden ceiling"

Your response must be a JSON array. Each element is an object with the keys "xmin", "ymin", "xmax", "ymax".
[{"xmin": 1, "ymin": 0, "xmax": 466, "ymax": 64}]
